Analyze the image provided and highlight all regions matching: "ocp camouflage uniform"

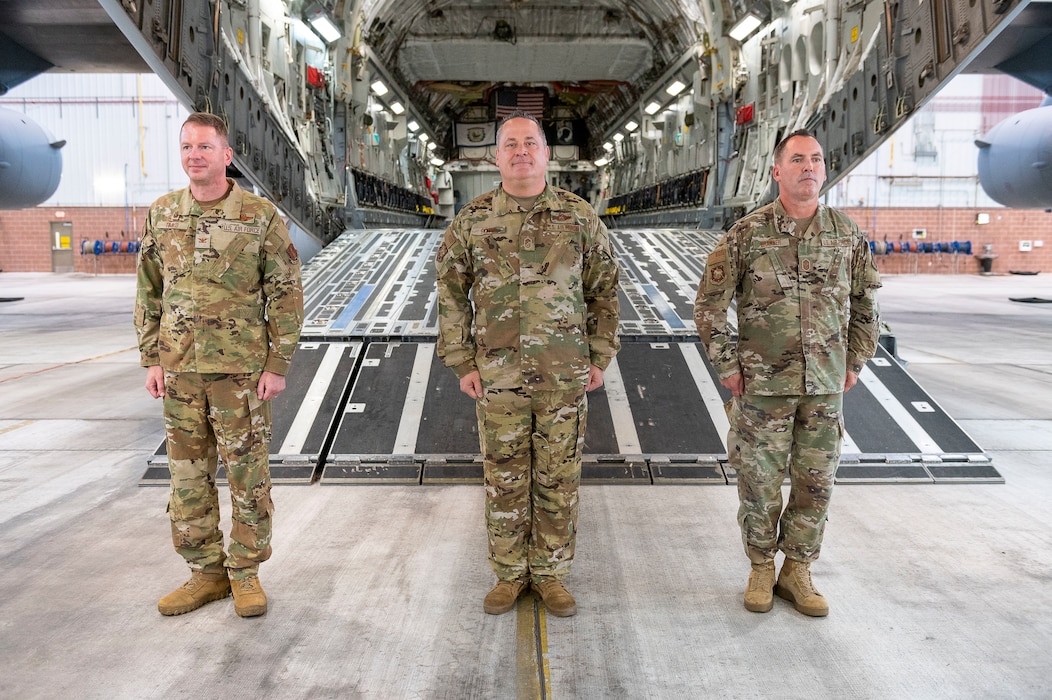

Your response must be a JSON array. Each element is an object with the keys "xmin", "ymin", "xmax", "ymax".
[
  {"xmin": 436, "ymin": 184, "xmax": 620, "ymax": 583},
  {"xmin": 694, "ymin": 199, "xmax": 880, "ymax": 564},
  {"xmin": 135, "ymin": 178, "xmax": 303, "ymax": 578}
]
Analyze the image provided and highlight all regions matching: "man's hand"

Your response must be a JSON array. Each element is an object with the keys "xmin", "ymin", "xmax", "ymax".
[
  {"xmin": 257, "ymin": 371, "xmax": 287, "ymax": 401},
  {"xmin": 844, "ymin": 369, "xmax": 859, "ymax": 392},
  {"xmin": 145, "ymin": 365, "xmax": 165, "ymax": 399},
  {"xmin": 720, "ymin": 372, "xmax": 745, "ymax": 397},
  {"xmin": 459, "ymin": 370, "xmax": 483, "ymax": 399},
  {"xmin": 586, "ymin": 364, "xmax": 605, "ymax": 392}
]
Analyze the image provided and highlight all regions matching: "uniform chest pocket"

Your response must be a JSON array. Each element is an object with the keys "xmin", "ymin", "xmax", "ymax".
[
  {"xmin": 200, "ymin": 225, "xmax": 262, "ymax": 282},
  {"xmin": 470, "ymin": 224, "xmax": 517, "ymax": 279},
  {"xmin": 536, "ymin": 227, "xmax": 583, "ymax": 277},
  {"xmin": 810, "ymin": 244, "xmax": 849, "ymax": 303},
  {"xmin": 748, "ymin": 240, "xmax": 791, "ymax": 300}
]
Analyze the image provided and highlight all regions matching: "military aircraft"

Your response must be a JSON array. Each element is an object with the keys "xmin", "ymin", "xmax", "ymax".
[
  {"xmin": 970, "ymin": 1, "xmax": 1052, "ymax": 208},
  {"xmin": 1, "ymin": 0, "xmax": 1047, "ymax": 226}
]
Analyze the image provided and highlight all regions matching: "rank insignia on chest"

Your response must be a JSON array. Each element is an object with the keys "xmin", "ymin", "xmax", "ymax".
[
  {"xmin": 522, "ymin": 236, "xmax": 535, "ymax": 251},
  {"xmin": 195, "ymin": 232, "xmax": 211, "ymax": 249}
]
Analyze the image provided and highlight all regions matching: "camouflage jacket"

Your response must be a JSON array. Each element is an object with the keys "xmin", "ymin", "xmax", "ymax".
[
  {"xmin": 436, "ymin": 184, "xmax": 620, "ymax": 391},
  {"xmin": 135, "ymin": 179, "xmax": 304, "ymax": 375},
  {"xmin": 694, "ymin": 199, "xmax": 881, "ymax": 396}
]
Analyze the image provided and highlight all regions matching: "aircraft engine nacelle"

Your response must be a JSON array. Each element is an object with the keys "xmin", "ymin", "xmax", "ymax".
[
  {"xmin": 0, "ymin": 108, "xmax": 65, "ymax": 209},
  {"xmin": 976, "ymin": 104, "xmax": 1052, "ymax": 209}
]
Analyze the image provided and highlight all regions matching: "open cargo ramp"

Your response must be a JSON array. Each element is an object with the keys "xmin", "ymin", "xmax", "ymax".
[{"xmin": 141, "ymin": 228, "xmax": 999, "ymax": 485}]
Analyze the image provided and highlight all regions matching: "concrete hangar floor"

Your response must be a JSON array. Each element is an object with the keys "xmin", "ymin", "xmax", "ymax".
[{"xmin": 1, "ymin": 227, "xmax": 1051, "ymax": 698}]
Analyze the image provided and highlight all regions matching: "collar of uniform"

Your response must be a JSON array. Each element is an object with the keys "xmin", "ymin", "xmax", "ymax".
[
  {"xmin": 492, "ymin": 183, "xmax": 565, "ymax": 217},
  {"xmin": 771, "ymin": 199, "xmax": 834, "ymax": 239},
  {"xmin": 177, "ymin": 178, "xmax": 246, "ymax": 218}
]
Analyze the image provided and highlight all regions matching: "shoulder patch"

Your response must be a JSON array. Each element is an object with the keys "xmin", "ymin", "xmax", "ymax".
[{"xmin": 708, "ymin": 263, "xmax": 727, "ymax": 286}]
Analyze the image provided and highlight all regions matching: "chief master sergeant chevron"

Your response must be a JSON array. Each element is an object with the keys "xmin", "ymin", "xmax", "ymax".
[
  {"xmin": 135, "ymin": 112, "xmax": 303, "ymax": 618},
  {"xmin": 694, "ymin": 129, "xmax": 880, "ymax": 617},
  {"xmin": 436, "ymin": 111, "xmax": 620, "ymax": 617}
]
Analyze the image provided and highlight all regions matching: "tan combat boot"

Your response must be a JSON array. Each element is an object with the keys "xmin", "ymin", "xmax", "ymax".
[
  {"xmin": 483, "ymin": 579, "xmax": 528, "ymax": 615},
  {"xmin": 158, "ymin": 569, "xmax": 231, "ymax": 616},
  {"xmin": 775, "ymin": 559, "xmax": 829, "ymax": 617},
  {"xmin": 744, "ymin": 560, "xmax": 776, "ymax": 613},
  {"xmin": 533, "ymin": 579, "xmax": 577, "ymax": 617},
  {"xmin": 230, "ymin": 573, "xmax": 268, "ymax": 617}
]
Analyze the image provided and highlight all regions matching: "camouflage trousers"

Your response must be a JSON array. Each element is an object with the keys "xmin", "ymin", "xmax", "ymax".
[
  {"xmin": 728, "ymin": 393, "xmax": 843, "ymax": 564},
  {"xmin": 476, "ymin": 386, "xmax": 587, "ymax": 583},
  {"xmin": 163, "ymin": 371, "xmax": 274, "ymax": 577}
]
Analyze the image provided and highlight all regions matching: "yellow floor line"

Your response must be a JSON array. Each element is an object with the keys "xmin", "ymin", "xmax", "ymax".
[
  {"xmin": 0, "ymin": 346, "xmax": 137, "ymax": 384},
  {"xmin": 0, "ymin": 420, "xmax": 34, "ymax": 436},
  {"xmin": 516, "ymin": 591, "xmax": 552, "ymax": 700}
]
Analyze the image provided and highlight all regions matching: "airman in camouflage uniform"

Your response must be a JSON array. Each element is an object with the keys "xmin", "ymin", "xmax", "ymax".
[
  {"xmin": 694, "ymin": 129, "xmax": 880, "ymax": 617},
  {"xmin": 436, "ymin": 112, "xmax": 620, "ymax": 617},
  {"xmin": 135, "ymin": 112, "xmax": 303, "ymax": 618}
]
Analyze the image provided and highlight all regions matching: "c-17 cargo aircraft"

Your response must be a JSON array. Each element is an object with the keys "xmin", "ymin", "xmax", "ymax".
[
  {"xmin": 0, "ymin": 0, "xmax": 1047, "ymax": 484},
  {"xmin": 1, "ymin": 1, "xmax": 1050, "ymax": 223}
]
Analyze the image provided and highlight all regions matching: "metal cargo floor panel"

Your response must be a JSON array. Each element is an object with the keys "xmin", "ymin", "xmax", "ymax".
[{"xmin": 298, "ymin": 228, "xmax": 720, "ymax": 340}]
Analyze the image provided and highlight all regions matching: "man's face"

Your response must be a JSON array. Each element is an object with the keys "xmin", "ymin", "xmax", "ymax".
[
  {"xmin": 772, "ymin": 135, "xmax": 827, "ymax": 201},
  {"xmin": 494, "ymin": 117, "xmax": 550, "ymax": 191},
  {"xmin": 180, "ymin": 122, "xmax": 232, "ymax": 189}
]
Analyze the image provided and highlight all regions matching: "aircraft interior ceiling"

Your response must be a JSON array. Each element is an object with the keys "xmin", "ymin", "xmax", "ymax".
[{"xmin": 359, "ymin": 0, "xmax": 701, "ymax": 141}]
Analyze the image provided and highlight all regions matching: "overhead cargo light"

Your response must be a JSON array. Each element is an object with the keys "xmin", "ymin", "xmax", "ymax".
[
  {"xmin": 594, "ymin": 157, "xmax": 610, "ymax": 167},
  {"xmin": 665, "ymin": 80, "xmax": 687, "ymax": 96},
  {"xmin": 427, "ymin": 142, "xmax": 437, "ymax": 151},
  {"xmin": 408, "ymin": 120, "xmax": 420, "ymax": 132},
  {"xmin": 390, "ymin": 101, "xmax": 405, "ymax": 115},
  {"xmin": 624, "ymin": 120, "xmax": 639, "ymax": 132},
  {"xmin": 304, "ymin": 4, "xmax": 342, "ymax": 44},
  {"xmin": 430, "ymin": 157, "xmax": 445, "ymax": 166},
  {"xmin": 612, "ymin": 133, "xmax": 625, "ymax": 142},
  {"xmin": 644, "ymin": 102, "xmax": 662, "ymax": 115},
  {"xmin": 602, "ymin": 142, "xmax": 614, "ymax": 151},
  {"xmin": 370, "ymin": 80, "xmax": 388, "ymax": 96},
  {"xmin": 418, "ymin": 133, "xmax": 430, "ymax": 142},
  {"xmin": 728, "ymin": 11, "xmax": 763, "ymax": 41}
]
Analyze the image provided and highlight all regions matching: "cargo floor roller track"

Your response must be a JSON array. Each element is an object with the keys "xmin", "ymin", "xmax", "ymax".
[{"xmin": 141, "ymin": 228, "xmax": 999, "ymax": 485}]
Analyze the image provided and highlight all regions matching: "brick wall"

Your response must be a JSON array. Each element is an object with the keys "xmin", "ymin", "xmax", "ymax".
[
  {"xmin": 0, "ymin": 206, "xmax": 142, "ymax": 274},
  {"xmin": 843, "ymin": 207, "xmax": 1052, "ymax": 275},
  {"xmin": 3, "ymin": 204, "xmax": 1050, "ymax": 275}
]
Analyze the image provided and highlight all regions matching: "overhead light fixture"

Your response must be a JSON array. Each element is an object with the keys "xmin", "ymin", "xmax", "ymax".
[
  {"xmin": 644, "ymin": 101, "xmax": 662, "ymax": 115},
  {"xmin": 418, "ymin": 133, "xmax": 429, "ymax": 143},
  {"xmin": 602, "ymin": 142, "xmax": 614, "ymax": 151},
  {"xmin": 427, "ymin": 142, "xmax": 437, "ymax": 151},
  {"xmin": 624, "ymin": 120, "xmax": 639, "ymax": 132},
  {"xmin": 304, "ymin": 4, "xmax": 342, "ymax": 44},
  {"xmin": 390, "ymin": 101, "xmax": 405, "ymax": 115},
  {"xmin": 665, "ymin": 80, "xmax": 687, "ymax": 96},
  {"xmin": 408, "ymin": 120, "xmax": 420, "ymax": 132},
  {"xmin": 728, "ymin": 11, "xmax": 763, "ymax": 42},
  {"xmin": 370, "ymin": 80, "xmax": 388, "ymax": 96},
  {"xmin": 430, "ymin": 157, "xmax": 445, "ymax": 166},
  {"xmin": 594, "ymin": 157, "xmax": 610, "ymax": 167},
  {"xmin": 612, "ymin": 133, "xmax": 625, "ymax": 142}
]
